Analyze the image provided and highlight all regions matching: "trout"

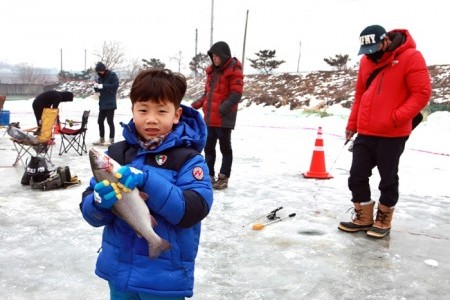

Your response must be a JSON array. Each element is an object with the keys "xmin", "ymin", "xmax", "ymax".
[{"xmin": 89, "ymin": 148, "xmax": 171, "ymax": 259}]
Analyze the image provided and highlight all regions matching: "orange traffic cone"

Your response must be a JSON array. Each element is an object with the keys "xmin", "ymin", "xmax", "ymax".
[{"xmin": 302, "ymin": 127, "xmax": 332, "ymax": 179}]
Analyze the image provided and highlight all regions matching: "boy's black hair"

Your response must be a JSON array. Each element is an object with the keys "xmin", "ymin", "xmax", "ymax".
[{"xmin": 130, "ymin": 69, "xmax": 186, "ymax": 108}]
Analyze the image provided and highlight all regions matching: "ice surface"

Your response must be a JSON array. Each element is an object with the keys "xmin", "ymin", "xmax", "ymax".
[{"xmin": 0, "ymin": 98, "xmax": 449, "ymax": 299}]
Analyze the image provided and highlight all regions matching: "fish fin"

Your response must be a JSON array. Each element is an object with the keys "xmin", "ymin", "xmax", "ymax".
[
  {"xmin": 139, "ymin": 191, "xmax": 149, "ymax": 201},
  {"xmin": 150, "ymin": 215, "xmax": 158, "ymax": 228},
  {"xmin": 148, "ymin": 238, "xmax": 171, "ymax": 259}
]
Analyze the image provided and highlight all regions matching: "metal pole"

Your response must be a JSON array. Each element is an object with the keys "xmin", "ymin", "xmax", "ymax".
[
  {"xmin": 84, "ymin": 49, "xmax": 87, "ymax": 71},
  {"xmin": 210, "ymin": 0, "xmax": 214, "ymax": 47},
  {"xmin": 297, "ymin": 41, "xmax": 302, "ymax": 73},
  {"xmin": 241, "ymin": 9, "xmax": 249, "ymax": 71},
  {"xmin": 195, "ymin": 29, "xmax": 199, "ymax": 77},
  {"xmin": 195, "ymin": 28, "xmax": 198, "ymax": 56},
  {"xmin": 60, "ymin": 48, "xmax": 63, "ymax": 72}
]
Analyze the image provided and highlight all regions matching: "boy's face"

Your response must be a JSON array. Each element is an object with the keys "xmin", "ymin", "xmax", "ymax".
[{"xmin": 132, "ymin": 100, "xmax": 182, "ymax": 140}]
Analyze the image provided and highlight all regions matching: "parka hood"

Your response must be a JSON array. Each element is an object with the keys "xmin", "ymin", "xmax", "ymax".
[{"xmin": 207, "ymin": 41, "xmax": 231, "ymax": 64}]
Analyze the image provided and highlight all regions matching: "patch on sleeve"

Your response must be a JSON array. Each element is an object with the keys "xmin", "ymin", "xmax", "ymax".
[{"xmin": 192, "ymin": 166, "xmax": 204, "ymax": 180}]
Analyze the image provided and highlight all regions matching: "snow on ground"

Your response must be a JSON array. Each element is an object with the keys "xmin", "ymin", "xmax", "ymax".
[{"xmin": 0, "ymin": 97, "xmax": 449, "ymax": 299}]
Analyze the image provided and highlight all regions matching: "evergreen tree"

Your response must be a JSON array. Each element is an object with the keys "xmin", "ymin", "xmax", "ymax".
[
  {"xmin": 142, "ymin": 58, "xmax": 166, "ymax": 69},
  {"xmin": 189, "ymin": 53, "xmax": 210, "ymax": 76},
  {"xmin": 323, "ymin": 54, "xmax": 350, "ymax": 70},
  {"xmin": 248, "ymin": 50, "xmax": 285, "ymax": 74}
]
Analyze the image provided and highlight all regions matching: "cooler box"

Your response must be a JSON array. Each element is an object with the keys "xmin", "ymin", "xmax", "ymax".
[{"xmin": 0, "ymin": 110, "xmax": 10, "ymax": 126}]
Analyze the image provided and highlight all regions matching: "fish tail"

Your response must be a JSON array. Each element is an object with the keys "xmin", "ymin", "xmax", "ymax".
[{"xmin": 149, "ymin": 238, "xmax": 171, "ymax": 259}]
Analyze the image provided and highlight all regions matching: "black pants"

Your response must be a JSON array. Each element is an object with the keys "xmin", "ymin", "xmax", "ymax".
[
  {"xmin": 98, "ymin": 109, "xmax": 115, "ymax": 139},
  {"xmin": 204, "ymin": 127, "xmax": 233, "ymax": 178},
  {"xmin": 348, "ymin": 134, "xmax": 408, "ymax": 207},
  {"xmin": 32, "ymin": 102, "xmax": 52, "ymax": 126}
]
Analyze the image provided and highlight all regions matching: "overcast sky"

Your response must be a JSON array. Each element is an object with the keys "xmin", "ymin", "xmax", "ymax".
[{"xmin": 1, "ymin": 0, "xmax": 448, "ymax": 74}]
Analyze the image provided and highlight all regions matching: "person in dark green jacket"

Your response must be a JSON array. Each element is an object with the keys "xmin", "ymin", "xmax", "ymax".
[{"xmin": 93, "ymin": 62, "xmax": 119, "ymax": 146}]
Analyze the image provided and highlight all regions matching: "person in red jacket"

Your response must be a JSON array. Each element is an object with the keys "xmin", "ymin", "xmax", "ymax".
[
  {"xmin": 191, "ymin": 41, "xmax": 244, "ymax": 190},
  {"xmin": 338, "ymin": 25, "xmax": 431, "ymax": 238}
]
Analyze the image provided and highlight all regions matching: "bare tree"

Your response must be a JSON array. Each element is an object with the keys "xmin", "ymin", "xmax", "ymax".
[
  {"xmin": 123, "ymin": 58, "xmax": 143, "ymax": 80},
  {"xmin": 16, "ymin": 63, "xmax": 51, "ymax": 84},
  {"xmin": 93, "ymin": 41, "xmax": 125, "ymax": 70}
]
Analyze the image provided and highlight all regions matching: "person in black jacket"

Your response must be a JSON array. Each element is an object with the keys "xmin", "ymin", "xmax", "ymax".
[
  {"xmin": 93, "ymin": 62, "xmax": 119, "ymax": 145},
  {"xmin": 32, "ymin": 90, "xmax": 73, "ymax": 133}
]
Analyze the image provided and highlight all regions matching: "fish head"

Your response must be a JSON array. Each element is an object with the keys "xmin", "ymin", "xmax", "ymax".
[{"xmin": 89, "ymin": 148, "xmax": 118, "ymax": 183}]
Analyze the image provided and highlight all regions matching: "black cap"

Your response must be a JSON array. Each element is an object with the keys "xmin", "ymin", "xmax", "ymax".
[
  {"xmin": 358, "ymin": 25, "xmax": 387, "ymax": 55},
  {"xmin": 95, "ymin": 62, "xmax": 107, "ymax": 72}
]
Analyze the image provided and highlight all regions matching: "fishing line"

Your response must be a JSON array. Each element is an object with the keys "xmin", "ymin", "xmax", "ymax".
[{"xmin": 311, "ymin": 139, "xmax": 351, "ymax": 201}]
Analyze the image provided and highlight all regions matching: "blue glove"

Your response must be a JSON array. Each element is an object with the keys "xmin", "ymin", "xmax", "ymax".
[
  {"xmin": 94, "ymin": 180, "xmax": 122, "ymax": 209},
  {"xmin": 115, "ymin": 166, "xmax": 144, "ymax": 192}
]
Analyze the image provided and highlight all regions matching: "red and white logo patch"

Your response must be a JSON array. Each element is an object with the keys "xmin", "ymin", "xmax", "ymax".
[
  {"xmin": 192, "ymin": 166, "xmax": 204, "ymax": 180},
  {"xmin": 155, "ymin": 155, "xmax": 167, "ymax": 166}
]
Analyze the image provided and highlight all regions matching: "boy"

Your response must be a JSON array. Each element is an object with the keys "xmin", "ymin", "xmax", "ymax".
[{"xmin": 81, "ymin": 69, "xmax": 214, "ymax": 299}]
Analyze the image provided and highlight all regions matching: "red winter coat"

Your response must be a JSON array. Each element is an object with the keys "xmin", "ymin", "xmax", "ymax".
[
  {"xmin": 347, "ymin": 29, "xmax": 431, "ymax": 138},
  {"xmin": 192, "ymin": 56, "xmax": 244, "ymax": 129}
]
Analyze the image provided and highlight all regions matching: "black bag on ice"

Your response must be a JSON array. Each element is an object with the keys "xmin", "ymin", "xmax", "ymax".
[
  {"xmin": 31, "ymin": 166, "xmax": 80, "ymax": 190},
  {"xmin": 21, "ymin": 156, "xmax": 50, "ymax": 185}
]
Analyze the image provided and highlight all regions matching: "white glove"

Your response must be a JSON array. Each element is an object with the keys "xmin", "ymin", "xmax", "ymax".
[
  {"xmin": 97, "ymin": 84, "xmax": 103, "ymax": 89},
  {"xmin": 94, "ymin": 83, "xmax": 98, "ymax": 89}
]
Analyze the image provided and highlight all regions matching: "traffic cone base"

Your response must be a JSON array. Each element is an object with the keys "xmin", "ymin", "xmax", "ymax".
[
  {"xmin": 302, "ymin": 127, "xmax": 333, "ymax": 179},
  {"xmin": 302, "ymin": 170, "xmax": 333, "ymax": 179}
]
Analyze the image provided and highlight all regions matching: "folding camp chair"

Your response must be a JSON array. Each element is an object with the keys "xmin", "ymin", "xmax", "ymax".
[
  {"xmin": 10, "ymin": 108, "xmax": 59, "ymax": 166},
  {"xmin": 58, "ymin": 110, "xmax": 90, "ymax": 156}
]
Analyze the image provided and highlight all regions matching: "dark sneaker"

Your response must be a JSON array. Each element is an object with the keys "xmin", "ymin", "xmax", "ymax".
[{"xmin": 213, "ymin": 173, "xmax": 228, "ymax": 190}]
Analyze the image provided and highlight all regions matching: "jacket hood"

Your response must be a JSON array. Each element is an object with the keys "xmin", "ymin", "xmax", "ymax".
[
  {"xmin": 387, "ymin": 29, "xmax": 416, "ymax": 55},
  {"xmin": 208, "ymin": 41, "xmax": 231, "ymax": 64},
  {"xmin": 121, "ymin": 104, "xmax": 207, "ymax": 152}
]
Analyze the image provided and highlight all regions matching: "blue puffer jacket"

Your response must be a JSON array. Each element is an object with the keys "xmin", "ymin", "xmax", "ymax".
[
  {"xmin": 80, "ymin": 105, "xmax": 213, "ymax": 298},
  {"xmin": 95, "ymin": 70, "xmax": 119, "ymax": 110}
]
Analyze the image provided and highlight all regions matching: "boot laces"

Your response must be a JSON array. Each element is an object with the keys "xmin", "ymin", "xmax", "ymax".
[
  {"xmin": 346, "ymin": 207, "xmax": 363, "ymax": 221},
  {"xmin": 375, "ymin": 210, "xmax": 389, "ymax": 225}
]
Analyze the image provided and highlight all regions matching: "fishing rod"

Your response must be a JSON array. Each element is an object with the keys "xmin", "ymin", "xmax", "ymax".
[
  {"xmin": 251, "ymin": 213, "xmax": 297, "ymax": 230},
  {"xmin": 242, "ymin": 206, "xmax": 283, "ymax": 227}
]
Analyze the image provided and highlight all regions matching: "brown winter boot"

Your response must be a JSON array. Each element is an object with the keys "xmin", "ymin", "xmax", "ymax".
[
  {"xmin": 338, "ymin": 201, "xmax": 374, "ymax": 233},
  {"xmin": 210, "ymin": 175, "xmax": 216, "ymax": 184},
  {"xmin": 213, "ymin": 173, "xmax": 228, "ymax": 190},
  {"xmin": 366, "ymin": 203, "xmax": 395, "ymax": 238}
]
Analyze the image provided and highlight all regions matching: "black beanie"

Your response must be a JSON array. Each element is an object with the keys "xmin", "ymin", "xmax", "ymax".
[
  {"xmin": 61, "ymin": 91, "xmax": 74, "ymax": 102},
  {"xmin": 95, "ymin": 62, "xmax": 107, "ymax": 72}
]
